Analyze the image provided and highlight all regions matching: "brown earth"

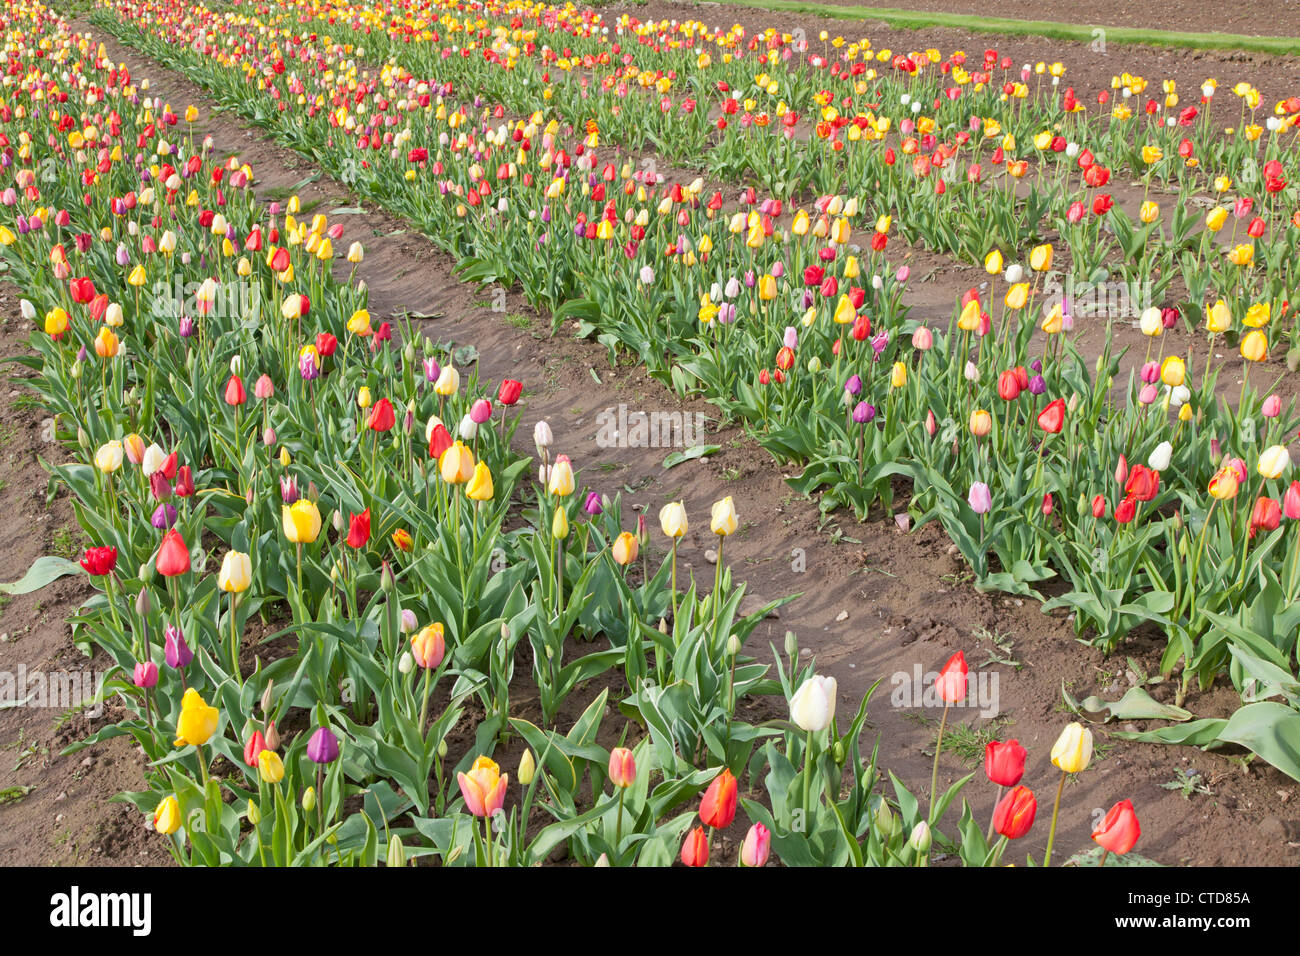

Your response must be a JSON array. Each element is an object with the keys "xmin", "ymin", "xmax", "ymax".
[
  {"xmin": 744, "ymin": 0, "xmax": 1300, "ymax": 40},
  {"xmin": 2, "ymin": 11, "xmax": 1299, "ymax": 867}
]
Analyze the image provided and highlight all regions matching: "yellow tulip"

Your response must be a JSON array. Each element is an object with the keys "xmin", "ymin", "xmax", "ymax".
[
  {"xmin": 612, "ymin": 531, "xmax": 638, "ymax": 566},
  {"xmin": 1160, "ymin": 356, "xmax": 1186, "ymax": 387},
  {"xmin": 890, "ymin": 361, "xmax": 907, "ymax": 389},
  {"xmin": 1050, "ymin": 722, "xmax": 1093, "ymax": 773},
  {"xmin": 282, "ymin": 500, "xmax": 322, "ymax": 544},
  {"xmin": 1005, "ymin": 283, "xmax": 1029, "ymax": 310},
  {"xmin": 548, "ymin": 458, "xmax": 575, "ymax": 497},
  {"xmin": 1205, "ymin": 207, "xmax": 1228, "ymax": 232},
  {"xmin": 984, "ymin": 250, "xmax": 1003, "ymax": 275},
  {"xmin": 710, "ymin": 496, "xmax": 738, "ymax": 536},
  {"xmin": 1240, "ymin": 329, "xmax": 1268, "ymax": 363},
  {"xmin": 466, "ymin": 461, "xmax": 494, "ymax": 501},
  {"xmin": 347, "ymin": 309, "xmax": 372, "ymax": 336},
  {"xmin": 174, "ymin": 688, "xmax": 219, "ymax": 748},
  {"xmin": 1206, "ymin": 300, "xmax": 1232, "ymax": 333},
  {"xmin": 1243, "ymin": 303, "xmax": 1271, "ymax": 328},
  {"xmin": 440, "ymin": 441, "xmax": 475, "ymax": 484},
  {"xmin": 1228, "ymin": 244, "xmax": 1254, "ymax": 267},
  {"xmin": 551, "ymin": 506, "xmax": 569, "ymax": 540},
  {"xmin": 153, "ymin": 796, "xmax": 181, "ymax": 835},
  {"xmin": 1029, "ymin": 244, "xmax": 1052, "ymax": 272},
  {"xmin": 1139, "ymin": 201, "xmax": 1159, "ymax": 224},
  {"xmin": 659, "ymin": 501, "xmax": 688, "ymax": 538},
  {"xmin": 1258, "ymin": 445, "xmax": 1291, "ymax": 480},
  {"xmin": 258, "ymin": 749, "xmax": 285, "ymax": 784}
]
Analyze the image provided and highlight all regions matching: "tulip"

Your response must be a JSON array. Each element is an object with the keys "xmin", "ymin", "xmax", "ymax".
[
  {"xmin": 440, "ymin": 442, "xmax": 475, "ymax": 484},
  {"xmin": 258, "ymin": 749, "xmax": 285, "ymax": 785},
  {"xmin": 710, "ymin": 497, "xmax": 737, "ymax": 536},
  {"xmin": 156, "ymin": 529, "xmax": 191, "ymax": 577},
  {"xmin": 612, "ymin": 531, "xmax": 638, "ymax": 566},
  {"xmin": 133, "ymin": 661, "xmax": 159, "ymax": 689},
  {"xmin": 1285, "ymin": 482, "xmax": 1300, "ymax": 520},
  {"xmin": 458, "ymin": 755, "xmax": 508, "ymax": 819},
  {"xmin": 95, "ymin": 440, "xmax": 124, "ymax": 474},
  {"xmin": 968, "ymin": 481, "xmax": 992, "ymax": 515},
  {"xmin": 1259, "ymin": 445, "xmax": 1290, "ymax": 479},
  {"xmin": 1092, "ymin": 800, "xmax": 1140, "ymax": 860},
  {"xmin": 153, "ymin": 796, "xmax": 181, "ymax": 836},
  {"xmin": 80, "ymin": 546, "xmax": 118, "ymax": 576},
  {"xmin": 985, "ymin": 738, "xmax": 1027, "ymax": 788},
  {"xmin": 347, "ymin": 508, "xmax": 371, "ymax": 548},
  {"xmin": 497, "ymin": 379, "xmax": 523, "ymax": 406},
  {"xmin": 244, "ymin": 730, "xmax": 267, "ymax": 768},
  {"xmin": 218, "ymin": 551, "xmax": 252, "ymax": 593},
  {"xmin": 681, "ymin": 825, "xmax": 710, "ymax": 867},
  {"xmin": 307, "ymin": 727, "xmax": 340, "ymax": 764},
  {"xmin": 699, "ymin": 768, "xmax": 738, "ymax": 830},
  {"xmin": 1037, "ymin": 398, "xmax": 1065, "ymax": 434},
  {"xmin": 548, "ymin": 457, "xmax": 575, "ymax": 496},
  {"xmin": 1045, "ymin": 722, "xmax": 1093, "ymax": 866},
  {"xmin": 790, "ymin": 674, "xmax": 837, "ymax": 733},
  {"xmin": 466, "ymin": 461, "xmax": 494, "ymax": 501},
  {"xmin": 164, "ymin": 625, "xmax": 193, "ymax": 670},
  {"xmin": 739, "ymin": 823, "xmax": 771, "ymax": 867},
  {"xmin": 282, "ymin": 500, "xmax": 322, "ymax": 543},
  {"xmin": 992, "ymin": 785, "xmax": 1037, "ymax": 840},
  {"xmin": 1147, "ymin": 441, "xmax": 1172, "ymax": 472},
  {"xmin": 1241, "ymin": 329, "xmax": 1268, "ymax": 363},
  {"xmin": 174, "ymin": 687, "xmax": 219, "ymax": 748}
]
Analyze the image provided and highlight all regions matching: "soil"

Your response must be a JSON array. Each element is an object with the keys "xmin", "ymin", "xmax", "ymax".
[
  {"xmin": 743, "ymin": 0, "xmax": 1300, "ymax": 40},
  {"xmin": 2, "ymin": 9, "xmax": 1298, "ymax": 867}
]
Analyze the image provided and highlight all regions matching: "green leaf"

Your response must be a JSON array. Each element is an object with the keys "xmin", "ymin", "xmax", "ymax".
[
  {"xmin": 662, "ymin": 444, "xmax": 720, "ymax": 469},
  {"xmin": 1061, "ymin": 683, "xmax": 1193, "ymax": 723},
  {"xmin": 0, "ymin": 556, "xmax": 82, "ymax": 595}
]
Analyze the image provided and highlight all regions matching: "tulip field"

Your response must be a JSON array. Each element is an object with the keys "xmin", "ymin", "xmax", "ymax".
[{"xmin": 0, "ymin": 0, "xmax": 1298, "ymax": 872}]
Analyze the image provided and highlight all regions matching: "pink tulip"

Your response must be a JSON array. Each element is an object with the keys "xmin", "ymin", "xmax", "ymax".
[{"xmin": 739, "ymin": 823, "xmax": 771, "ymax": 867}]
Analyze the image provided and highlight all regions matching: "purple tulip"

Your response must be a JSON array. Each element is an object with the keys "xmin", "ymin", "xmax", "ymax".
[
  {"xmin": 151, "ymin": 503, "xmax": 177, "ymax": 529},
  {"xmin": 584, "ymin": 491, "xmax": 603, "ymax": 516},
  {"xmin": 164, "ymin": 625, "xmax": 193, "ymax": 669},
  {"xmin": 852, "ymin": 401, "xmax": 875, "ymax": 424},
  {"xmin": 1028, "ymin": 375, "xmax": 1046, "ymax": 395},
  {"xmin": 178, "ymin": 314, "xmax": 196, "ymax": 338},
  {"xmin": 307, "ymin": 726, "xmax": 340, "ymax": 764},
  {"xmin": 299, "ymin": 351, "xmax": 319, "ymax": 381},
  {"xmin": 844, "ymin": 374, "xmax": 863, "ymax": 396},
  {"xmin": 423, "ymin": 356, "xmax": 440, "ymax": 383},
  {"xmin": 280, "ymin": 475, "xmax": 299, "ymax": 505}
]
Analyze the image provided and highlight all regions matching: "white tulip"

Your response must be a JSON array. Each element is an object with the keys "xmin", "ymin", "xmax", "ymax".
[
  {"xmin": 1147, "ymin": 440, "xmax": 1172, "ymax": 472},
  {"xmin": 790, "ymin": 675, "xmax": 837, "ymax": 732}
]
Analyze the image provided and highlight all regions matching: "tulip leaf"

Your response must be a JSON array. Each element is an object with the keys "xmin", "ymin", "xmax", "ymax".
[
  {"xmin": 662, "ymin": 444, "xmax": 720, "ymax": 469},
  {"xmin": 1061, "ymin": 683, "xmax": 1192, "ymax": 723},
  {"xmin": 0, "ymin": 555, "xmax": 82, "ymax": 595},
  {"xmin": 1111, "ymin": 718, "xmax": 1229, "ymax": 746},
  {"xmin": 1216, "ymin": 702, "xmax": 1300, "ymax": 783}
]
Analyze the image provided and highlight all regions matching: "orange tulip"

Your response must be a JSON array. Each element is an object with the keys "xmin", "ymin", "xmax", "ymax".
[{"xmin": 458, "ymin": 755, "xmax": 508, "ymax": 817}]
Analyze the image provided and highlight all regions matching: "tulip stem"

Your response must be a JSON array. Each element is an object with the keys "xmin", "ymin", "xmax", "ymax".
[
  {"xmin": 1044, "ymin": 768, "xmax": 1067, "ymax": 867},
  {"xmin": 985, "ymin": 784, "xmax": 1004, "ymax": 846},
  {"xmin": 229, "ymin": 593, "xmax": 241, "ymax": 683},
  {"xmin": 712, "ymin": 535, "xmax": 723, "ymax": 636},
  {"xmin": 670, "ymin": 538, "xmax": 679, "ymax": 624},
  {"xmin": 801, "ymin": 729, "xmax": 815, "ymax": 817},
  {"xmin": 615, "ymin": 788, "xmax": 626, "ymax": 849},
  {"xmin": 418, "ymin": 665, "xmax": 433, "ymax": 736},
  {"xmin": 1098, "ymin": 849, "xmax": 1110, "ymax": 868},
  {"xmin": 929, "ymin": 703, "xmax": 949, "ymax": 824}
]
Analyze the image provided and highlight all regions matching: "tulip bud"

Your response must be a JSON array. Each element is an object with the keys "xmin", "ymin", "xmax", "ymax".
[
  {"xmin": 387, "ymin": 835, "xmax": 406, "ymax": 868},
  {"xmin": 519, "ymin": 749, "xmax": 536, "ymax": 786},
  {"xmin": 874, "ymin": 801, "xmax": 897, "ymax": 840},
  {"xmin": 247, "ymin": 799, "xmax": 261, "ymax": 825},
  {"xmin": 908, "ymin": 821, "xmax": 932, "ymax": 854},
  {"xmin": 301, "ymin": 786, "xmax": 317, "ymax": 812},
  {"xmin": 784, "ymin": 630, "xmax": 798, "ymax": 660}
]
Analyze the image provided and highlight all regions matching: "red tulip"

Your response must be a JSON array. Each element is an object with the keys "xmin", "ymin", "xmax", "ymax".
[
  {"xmin": 224, "ymin": 374, "xmax": 246, "ymax": 406},
  {"xmin": 1114, "ymin": 454, "xmax": 1128, "ymax": 487},
  {"xmin": 1037, "ymin": 398, "xmax": 1065, "ymax": 434},
  {"xmin": 368, "ymin": 398, "xmax": 396, "ymax": 432},
  {"xmin": 497, "ymin": 379, "xmax": 523, "ymax": 406},
  {"xmin": 1114, "ymin": 494, "xmax": 1138, "ymax": 524},
  {"xmin": 680, "ymin": 826, "xmax": 709, "ymax": 867},
  {"xmin": 1284, "ymin": 481, "xmax": 1300, "ymax": 520},
  {"xmin": 984, "ymin": 739, "xmax": 1027, "ymax": 787},
  {"xmin": 997, "ymin": 370, "xmax": 1021, "ymax": 401},
  {"xmin": 315, "ymin": 332, "xmax": 338, "ymax": 357},
  {"xmin": 69, "ymin": 276, "xmax": 96, "ymax": 304},
  {"xmin": 936, "ymin": 651, "xmax": 967, "ymax": 704},
  {"xmin": 1091, "ymin": 494, "xmax": 1108, "ymax": 519},
  {"xmin": 1092, "ymin": 799, "xmax": 1140, "ymax": 855},
  {"xmin": 174, "ymin": 465, "xmax": 195, "ymax": 498},
  {"xmin": 1041, "ymin": 492, "xmax": 1054, "ymax": 516},
  {"xmin": 80, "ymin": 546, "xmax": 118, "ymax": 576},
  {"xmin": 699, "ymin": 768, "xmax": 738, "ymax": 829},
  {"xmin": 347, "ymin": 508, "xmax": 371, "ymax": 548},
  {"xmin": 1125, "ymin": 464, "xmax": 1159, "ymax": 502},
  {"xmin": 156, "ymin": 529, "xmax": 191, "ymax": 577},
  {"xmin": 1249, "ymin": 496, "xmax": 1281, "ymax": 539},
  {"xmin": 992, "ymin": 785, "xmax": 1037, "ymax": 839},
  {"xmin": 244, "ymin": 730, "xmax": 267, "ymax": 767},
  {"xmin": 428, "ymin": 423, "xmax": 453, "ymax": 460}
]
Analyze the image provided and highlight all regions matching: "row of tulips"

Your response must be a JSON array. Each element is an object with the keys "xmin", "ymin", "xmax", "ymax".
[
  {"xmin": 0, "ymin": 1, "xmax": 1151, "ymax": 867},
  {"xmin": 87, "ymin": 0, "xmax": 1300, "ymax": 782}
]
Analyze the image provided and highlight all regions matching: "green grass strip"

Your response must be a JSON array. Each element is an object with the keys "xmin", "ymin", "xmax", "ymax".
[{"xmin": 667, "ymin": 0, "xmax": 1300, "ymax": 56}]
